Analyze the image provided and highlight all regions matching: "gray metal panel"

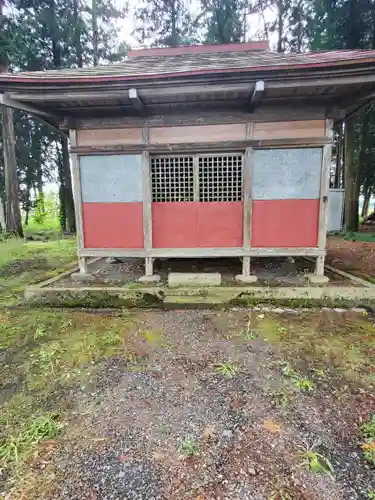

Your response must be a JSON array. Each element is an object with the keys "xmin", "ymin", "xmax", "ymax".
[
  {"xmin": 252, "ymin": 148, "xmax": 322, "ymax": 200},
  {"xmin": 327, "ymin": 188, "xmax": 344, "ymax": 231},
  {"xmin": 80, "ymin": 154, "xmax": 142, "ymax": 203}
]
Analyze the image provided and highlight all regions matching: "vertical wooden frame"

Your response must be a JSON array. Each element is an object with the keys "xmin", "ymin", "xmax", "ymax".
[
  {"xmin": 243, "ymin": 147, "xmax": 253, "ymax": 251},
  {"xmin": 242, "ymin": 147, "xmax": 253, "ymax": 275},
  {"xmin": 193, "ymin": 155, "xmax": 200, "ymax": 201},
  {"xmin": 69, "ymin": 130, "xmax": 85, "ymax": 262},
  {"xmin": 142, "ymin": 151, "xmax": 152, "ymax": 254},
  {"xmin": 316, "ymin": 118, "xmax": 333, "ymax": 274}
]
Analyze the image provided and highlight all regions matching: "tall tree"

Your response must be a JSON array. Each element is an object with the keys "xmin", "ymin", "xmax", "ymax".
[{"xmin": 133, "ymin": 0, "xmax": 195, "ymax": 47}]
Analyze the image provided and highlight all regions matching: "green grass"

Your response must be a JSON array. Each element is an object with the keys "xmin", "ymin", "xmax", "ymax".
[
  {"xmin": 0, "ymin": 237, "xmax": 76, "ymax": 305},
  {"xmin": 0, "ymin": 309, "xmax": 136, "ymax": 487},
  {"xmin": 331, "ymin": 231, "xmax": 375, "ymax": 242}
]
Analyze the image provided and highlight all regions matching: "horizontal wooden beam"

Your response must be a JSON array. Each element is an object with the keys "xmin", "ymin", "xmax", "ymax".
[
  {"xmin": 0, "ymin": 93, "xmax": 58, "ymax": 119},
  {"xmin": 71, "ymin": 137, "xmax": 332, "ymax": 155},
  {"xmin": 80, "ymin": 247, "xmax": 325, "ymax": 258}
]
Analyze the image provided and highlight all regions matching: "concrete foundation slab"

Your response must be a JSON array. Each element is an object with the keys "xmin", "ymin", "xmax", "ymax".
[
  {"xmin": 168, "ymin": 272, "xmax": 222, "ymax": 287},
  {"xmin": 235, "ymin": 274, "xmax": 258, "ymax": 284},
  {"xmin": 307, "ymin": 273, "xmax": 330, "ymax": 285}
]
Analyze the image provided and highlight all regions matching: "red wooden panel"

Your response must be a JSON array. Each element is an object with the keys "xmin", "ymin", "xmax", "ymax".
[
  {"xmin": 197, "ymin": 202, "xmax": 243, "ymax": 247},
  {"xmin": 152, "ymin": 202, "xmax": 243, "ymax": 248},
  {"xmin": 82, "ymin": 202, "xmax": 144, "ymax": 249},
  {"xmin": 252, "ymin": 199, "xmax": 319, "ymax": 248}
]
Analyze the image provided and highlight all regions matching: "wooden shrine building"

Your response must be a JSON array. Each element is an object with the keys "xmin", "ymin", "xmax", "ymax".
[{"xmin": 1, "ymin": 41, "xmax": 375, "ymax": 283}]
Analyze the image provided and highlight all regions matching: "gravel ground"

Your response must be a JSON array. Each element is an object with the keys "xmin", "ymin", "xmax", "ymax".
[{"xmin": 39, "ymin": 309, "xmax": 375, "ymax": 500}]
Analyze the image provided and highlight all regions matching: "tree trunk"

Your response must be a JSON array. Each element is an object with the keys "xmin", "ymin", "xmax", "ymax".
[
  {"xmin": 344, "ymin": 116, "xmax": 359, "ymax": 232},
  {"xmin": 1, "ymin": 105, "xmax": 23, "ymax": 237},
  {"xmin": 92, "ymin": 0, "xmax": 99, "ymax": 65},
  {"xmin": 73, "ymin": 0, "xmax": 83, "ymax": 67},
  {"xmin": 61, "ymin": 136, "xmax": 75, "ymax": 232},
  {"xmin": 277, "ymin": 0, "xmax": 283, "ymax": 53},
  {"xmin": 0, "ymin": 195, "xmax": 6, "ymax": 230},
  {"xmin": 361, "ymin": 187, "xmax": 371, "ymax": 218}
]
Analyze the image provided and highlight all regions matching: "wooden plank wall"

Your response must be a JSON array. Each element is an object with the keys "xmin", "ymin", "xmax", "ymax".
[{"xmin": 76, "ymin": 120, "xmax": 326, "ymax": 147}]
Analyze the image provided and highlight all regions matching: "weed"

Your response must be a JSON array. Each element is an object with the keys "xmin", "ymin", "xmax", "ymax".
[
  {"xmin": 267, "ymin": 390, "xmax": 290, "ymax": 408},
  {"xmin": 281, "ymin": 362, "xmax": 315, "ymax": 392},
  {"xmin": 361, "ymin": 414, "xmax": 375, "ymax": 439},
  {"xmin": 277, "ymin": 326, "xmax": 288, "ymax": 334},
  {"xmin": 268, "ymin": 488, "xmax": 291, "ymax": 500},
  {"xmin": 291, "ymin": 377, "xmax": 315, "ymax": 392},
  {"xmin": 214, "ymin": 362, "xmax": 237, "ymax": 379},
  {"xmin": 180, "ymin": 437, "xmax": 199, "ymax": 457},
  {"xmin": 367, "ymin": 489, "xmax": 375, "ymax": 499},
  {"xmin": 312, "ymin": 367, "xmax": 326, "ymax": 379},
  {"xmin": 360, "ymin": 414, "xmax": 375, "ymax": 466},
  {"xmin": 34, "ymin": 327, "xmax": 47, "ymax": 339},
  {"xmin": 300, "ymin": 449, "xmax": 334, "ymax": 480},
  {"xmin": 103, "ymin": 331, "xmax": 121, "ymax": 346},
  {"xmin": 0, "ymin": 412, "xmax": 62, "ymax": 467}
]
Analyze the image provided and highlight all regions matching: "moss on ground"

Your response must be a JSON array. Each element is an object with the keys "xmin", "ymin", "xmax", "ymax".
[
  {"xmin": 0, "ymin": 308, "xmax": 137, "ymax": 487},
  {"xmin": 254, "ymin": 312, "xmax": 375, "ymax": 387}
]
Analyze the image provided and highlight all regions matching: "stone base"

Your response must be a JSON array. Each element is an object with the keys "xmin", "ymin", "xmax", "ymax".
[
  {"xmin": 235, "ymin": 274, "xmax": 258, "ymax": 284},
  {"xmin": 307, "ymin": 273, "xmax": 329, "ymax": 285},
  {"xmin": 71, "ymin": 272, "xmax": 95, "ymax": 282},
  {"xmin": 138, "ymin": 274, "xmax": 161, "ymax": 283},
  {"xmin": 168, "ymin": 272, "xmax": 221, "ymax": 288}
]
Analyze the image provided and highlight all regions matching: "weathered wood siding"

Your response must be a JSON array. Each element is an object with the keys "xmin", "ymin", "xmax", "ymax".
[
  {"xmin": 252, "ymin": 120, "xmax": 325, "ymax": 140},
  {"xmin": 76, "ymin": 128, "xmax": 142, "ymax": 147},
  {"xmin": 149, "ymin": 124, "xmax": 246, "ymax": 144}
]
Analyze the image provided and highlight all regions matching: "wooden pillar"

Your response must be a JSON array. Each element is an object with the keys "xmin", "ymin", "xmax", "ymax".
[
  {"xmin": 139, "ymin": 150, "xmax": 160, "ymax": 282},
  {"xmin": 236, "ymin": 146, "xmax": 257, "ymax": 283},
  {"xmin": 69, "ymin": 129, "xmax": 86, "ymax": 273},
  {"xmin": 316, "ymin": 119, "xmax": 333, "ymax": 276}
]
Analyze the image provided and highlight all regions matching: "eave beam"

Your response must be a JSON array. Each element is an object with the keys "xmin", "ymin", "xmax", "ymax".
[{"xmin": 0, "ymin": 93, "xmax": 58, "ymax": 120}]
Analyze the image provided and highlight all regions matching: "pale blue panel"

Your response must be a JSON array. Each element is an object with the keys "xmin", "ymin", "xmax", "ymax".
[
  {"xmin": 252, "ymin": 148, "xmax": 322, "ymax": 200},
  {"xmin": 328, "ymin": 189, "xmax": 344, "ymax": 231},
  {"xmin": 80, "ymin": 155, "xmax": 142, "ymax": 203}
]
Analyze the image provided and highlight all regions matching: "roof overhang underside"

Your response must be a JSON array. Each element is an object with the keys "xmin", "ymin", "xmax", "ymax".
[{"xmin": 1, "ymin": 60, "xmax": 375, "ymax": 125}]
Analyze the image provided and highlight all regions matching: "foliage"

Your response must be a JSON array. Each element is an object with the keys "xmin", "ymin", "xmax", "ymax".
[
  {"xmin": 0, "ymin": 412, "xmax": 62, "ymax": 467},
  {"xmin": 281, "ymin": 362, "xmax": 315, "ymax": 392},
  {"xmin": 180, "ymin": 437, "xmax": 199, "ymax": 457},
  {"xmin": 214, "ymin": 362, "xmax": 237, "ymax": 378},
  {"xmin": 360, "ymin": 414, "xmax": 375, "ymax": 466},
  {"xmin": 300, "ymin": 449, "xmax": 335, "ymax": 480}
]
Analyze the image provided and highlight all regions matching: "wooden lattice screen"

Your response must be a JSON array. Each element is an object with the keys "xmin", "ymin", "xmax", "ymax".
[{"xmin": 151, "ymin": 153, "xmax": 243, "ymax": 202}]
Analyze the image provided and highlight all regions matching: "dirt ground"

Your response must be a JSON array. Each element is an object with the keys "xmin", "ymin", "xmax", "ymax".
[
  {"xmin": 2, "ymin": 308, "xmax": 374, "ymax": 500},
  {"xmin": 326, "ymin": 235, "xmax": 375, "ymax": 281}
]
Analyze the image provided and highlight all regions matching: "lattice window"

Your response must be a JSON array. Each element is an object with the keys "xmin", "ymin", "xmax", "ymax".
[
  {"xmin": 151, "ymin": 156, "xmax": 194, "ymax": 202},
  {"xmin": 150, "ymin": 153, "xmax": 243, "ymax": 202},
  {"xmin": 199, "ymin": 154, "xmax": 243, "ymax": 202}
]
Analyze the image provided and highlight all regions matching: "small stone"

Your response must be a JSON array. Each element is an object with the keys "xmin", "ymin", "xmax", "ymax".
[
  {"xmin": 106, "ymin": 257, "xmax": 121, "ymax": 264},
  {"xmin": 118, "ymin": 471, "xmax": 126, "ymax": 479},
  {"xmin": 222, "ymin": 429, "xmax": 233, "ymax": 438},
  {"xmin": 284, "ymin": 308, "xmax": 299, "ymax": 314},
  {"xmin": 272, "ymin": 308, "xmax": 284, "ymax": 314},
  {"xmin": 351, "ymin": 307, "xmax": 367, "ymax": 313},
  {"xmin": 333, "ymin": 308, "xmax": 346, "ymax": 313},
  {"xmin": 248, "ymin": 467, "xmax": 256, "ymax": 475},
  {"xmin": 321, "ymin": 307, "xmax": 331, "ymax": 312}
]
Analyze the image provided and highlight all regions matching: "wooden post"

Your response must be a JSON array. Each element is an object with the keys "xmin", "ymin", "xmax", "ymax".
[
  {"xmin": 139, "ymin": 151, "xmax": 160, "ymax": 282},
  {"xmin": 236, "ymin": 147, "xmax": 257, "ymax": 282},
  {"xmin": 316, "ymin": 118, "xmax": 333, "ymax": 276},
  {"xmin": 69, "ymin": 130, "xmax": 85, "ymax": 272}
]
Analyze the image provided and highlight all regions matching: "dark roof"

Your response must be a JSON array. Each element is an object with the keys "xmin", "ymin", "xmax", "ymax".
[{"xmin": 2, "ymin": 47, "xmax": 375, "ymax": 84}]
